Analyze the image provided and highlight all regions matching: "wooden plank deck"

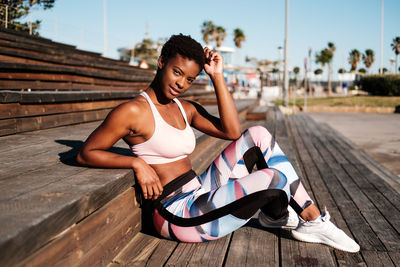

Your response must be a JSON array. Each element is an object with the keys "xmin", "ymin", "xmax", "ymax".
[{"xmin": 108, "ymin": 108, "xmax": 400, "ymax": 267}]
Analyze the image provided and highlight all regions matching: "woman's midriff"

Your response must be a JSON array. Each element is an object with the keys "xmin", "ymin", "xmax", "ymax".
[{"xmin": 150, "ymin": 157, "xmax": 193, "ymax": 186}]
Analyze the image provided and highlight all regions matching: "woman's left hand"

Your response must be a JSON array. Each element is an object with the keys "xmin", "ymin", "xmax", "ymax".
[{"xmin": 203, "ymin": 47, "xmax": 223, "ymax": 78}]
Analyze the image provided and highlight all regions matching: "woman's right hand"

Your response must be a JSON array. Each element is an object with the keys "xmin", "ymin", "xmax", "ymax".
[{"xmin": 133, "ymin": 158, "xmax": 163, "ymax": 200}]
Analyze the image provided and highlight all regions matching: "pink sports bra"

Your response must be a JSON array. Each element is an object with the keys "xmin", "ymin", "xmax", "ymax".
[{"xmin": 130, "ymin": 91, "xmax": 196, "ymax": 164}]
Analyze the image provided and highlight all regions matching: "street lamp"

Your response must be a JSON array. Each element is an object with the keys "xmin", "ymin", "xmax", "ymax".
[
  {"xmin": 103, "ymin": 0, "xmax": 108, "ymax": 57},
  {"xmin": 278, "ymin": 46, "xmax": 283, "ymax": 84},
  {"xmin": 379, "ymin": 0, "xmax": 384, "ymax": 74},
  {"xmin": 283, "ymin": 0, "xmax": 289, "ymax": 107}
]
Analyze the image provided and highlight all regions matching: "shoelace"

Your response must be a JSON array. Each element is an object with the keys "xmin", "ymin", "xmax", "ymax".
[{"xmin": 320, "ymin": 207, "xmax": 331, "ymax": 222}]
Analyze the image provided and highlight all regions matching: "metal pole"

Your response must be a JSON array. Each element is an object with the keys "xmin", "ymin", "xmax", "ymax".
[
  {"xmin": 379, "ymin": 0, "xmax": 384, "ymax": 74},
  {"xmin": 283, "ymin": 0, "xmax": 289, "ymax": 107},
  {"xmin": 103, "ymin": 0, "xmax": 108, "ymax": 57},
  {"xmin": 259, "ymin": 71, "xmax": 264, "ymax": 102},
  {"xmin": 304, "ymin": 57, "xmax": 307, "ymax": 112},
  {"xmin": 5, "ymin": 5, "xmax": 8, "ymax": 28},
  {"xmin": 308, "ymin": 47, "xmax": 312, "ymax": 95}
]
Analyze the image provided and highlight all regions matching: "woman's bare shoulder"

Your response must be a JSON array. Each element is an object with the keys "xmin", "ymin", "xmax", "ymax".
[
  {"xmin": 180, "ymin": 99, "xmax": 209, "ymax": 114},
  {"xmin": 180, "ymin": 98, "xmax": 200, "ymax": 111},
  {"xmin": 111, "ymin": 95, "xmax": 147, "ymax": 116},
  {"xmin": 179, "ymin": 98, "xmax": 198, "ymax": 118},
  {"xmin": 102, "ymin": 94, "xmax": 150, "ymax": 128}
]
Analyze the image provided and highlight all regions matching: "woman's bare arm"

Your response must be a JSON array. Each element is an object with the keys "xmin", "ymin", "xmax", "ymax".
[
  {"xmin": 187, "ymin": 48, "xmax": 241, "ymax": 140},
  {"xmin": 76, "ymin": 101, "xmax": 163, "ymax": 200}
]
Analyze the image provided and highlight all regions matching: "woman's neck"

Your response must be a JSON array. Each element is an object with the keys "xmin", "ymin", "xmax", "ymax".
[{"xmin": 146, "ymin": 83, "xmax": 173, "ymax": 105}]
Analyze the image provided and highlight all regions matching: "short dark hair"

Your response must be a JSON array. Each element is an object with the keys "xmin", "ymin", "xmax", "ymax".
[{"xmin": 160, "ymin": 34, "xmax": 205, "ymax": 71}]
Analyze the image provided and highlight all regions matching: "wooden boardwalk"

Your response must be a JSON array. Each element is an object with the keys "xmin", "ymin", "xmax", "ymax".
[
  {"xmin": 1, "ymin": 105, "xmax": 399, "ymax": 266},
  {"xmin": 108, "ymin": 108, "xmax": 400, "ymax": 266}
]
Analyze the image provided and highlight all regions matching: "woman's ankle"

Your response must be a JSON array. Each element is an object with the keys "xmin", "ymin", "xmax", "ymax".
[{"xmin": 299, "ymin": 204, "xmax": 320, "ymax": 221}]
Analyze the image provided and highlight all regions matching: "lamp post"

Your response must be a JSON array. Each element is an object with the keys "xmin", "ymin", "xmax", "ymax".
[
  {"xmin": 278, "ymin": 46, "xmax": 283, "ymax": 86},
  {"xmin": 379, "ymin": 0, "xmax": 384, "ymax": 74},
  {"xmin": 283, "ymin": 0, "xmax": 289, "ymax": 107},
  {"xmin": 103, "ymin": 0, "xmax": 108, "ymax": 57}
]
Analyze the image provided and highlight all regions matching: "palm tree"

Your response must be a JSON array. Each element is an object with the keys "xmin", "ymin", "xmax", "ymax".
[
  {"xmin": 293, "ymin": 66, "xmax": 300, "ymax": 82},
  {"xmin": 215, "ymin": 26, "xmax": 227, "ymax": 47},
  {"xmin": 314, "ymin": 68, "xmax": 323, "ymax": 87},
  {"xmin": 314, "ymin": 69, "xmax": 323, "ymax": 75},
  {"xmin": 362, "ymin": 49, "xmax": 375, "ymax": 73},
  {"xmin": 233, "ymin": 28, "xmax": 246, "ymax": 48},
  {"xmin": 201, "ymin": 21, "xmax": 216, "ymax": 45},
  {"xmin": 391, "ymin": 37, "xmax": 400, "ymax": 74},
  {"xmin": 349, "ymin": 49, "xmax": 361, "ymax": 72},
  {"xmin": 358, "ymin": 68, "xmax": 366, "ymax": 74},
  {"xmin": 379, "ymin": 67, "xmax": 388, "ymax": 74},
  {"xmin": 315, "ymin": 45, "xmax": 334, "ymax": 96},
  {"xmin": 327, "ymin": 42, "xmax": 336, "ymax": 96}
]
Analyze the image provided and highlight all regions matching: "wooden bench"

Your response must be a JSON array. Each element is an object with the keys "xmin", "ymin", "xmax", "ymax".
[
  {"xmin": 0, "ymin": 89, "xmax": 215, "ymax": 136},
  {"xmin": 0, "ymin": 28, "xmax": 209, "ymax": 92}
]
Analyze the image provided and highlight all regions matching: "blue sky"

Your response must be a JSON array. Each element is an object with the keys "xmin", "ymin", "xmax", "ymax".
[{"xmin": 28, "ymin": 0, "xmax": 400, "ymax": 78}]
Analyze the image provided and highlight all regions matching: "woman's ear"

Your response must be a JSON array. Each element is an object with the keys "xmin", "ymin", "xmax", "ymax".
[{"xmin": 157, "ymin": 56, "xmax": 164, "ymax": 69}]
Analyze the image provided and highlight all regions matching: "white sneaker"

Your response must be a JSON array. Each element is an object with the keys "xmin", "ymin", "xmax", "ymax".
[
  {"xmin": 291, "ymin": 208, "xmax": 360, "ymax": 253},
  {"xmin": 258, "ymin": 206, "xmax": 299, "ymax": 229}
]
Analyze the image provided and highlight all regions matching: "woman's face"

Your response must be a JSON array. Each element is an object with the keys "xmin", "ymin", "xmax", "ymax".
[{"xmin": 157, "ymin": 53, "xmax": 202, "ymax": 99}]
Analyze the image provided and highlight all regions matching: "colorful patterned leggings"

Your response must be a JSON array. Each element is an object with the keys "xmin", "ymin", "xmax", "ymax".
[{"xmin": 153, "ymin": 126, "xmax": 313, "ymax": 242}]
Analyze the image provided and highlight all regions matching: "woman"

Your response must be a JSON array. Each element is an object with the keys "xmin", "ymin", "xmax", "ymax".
[{"xmin": 77, "ymin": 34, "xmax": 359, "ymax": 252}]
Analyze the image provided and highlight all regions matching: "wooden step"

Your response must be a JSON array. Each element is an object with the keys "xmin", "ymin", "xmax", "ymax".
[
  {"xmin": 0, "ymin": 99, "xmax": 257, "ymax": 266},
  {"xmin": 246, "ymin": 104, "xmax": 268, "ymax": 120},
  {"xmin": 0, "ymin": 89, "xmax": 215, "ymax": 136}
]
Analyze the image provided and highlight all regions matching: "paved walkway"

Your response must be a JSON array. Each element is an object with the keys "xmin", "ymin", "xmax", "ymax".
[{"xmin": 307, "ymin": 112, "xmax": 400, "ymax": 177}]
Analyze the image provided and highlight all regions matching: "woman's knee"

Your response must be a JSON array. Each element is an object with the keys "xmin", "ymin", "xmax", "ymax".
[{"xmin": 247, "ymin": 125, "xmax": 272, "ymax": 142}]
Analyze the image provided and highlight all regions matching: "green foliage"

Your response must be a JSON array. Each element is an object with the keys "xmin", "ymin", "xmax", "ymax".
[
  {"xmin": 358, "ymin": 68, "xmax": 366, "ymax": 74},
  {"xmin": 274, "ymin": 95, "xmax": 400, "ymax": 108},
  {"xmin": 362, "ymin": 49, "xmax": 375, "ymax": 69},
  {"xmin": 391, "ymin": 37, "xmax": 400, "ymax": 74},
  {"xmin": 215, "ymin": 26, "xmax": 226, "ymax": 47},
  {"xmin": 233, "ymin": 28, "xmax": 245, "ymax": 48},
  {"xmin": 201, "ymin": 20, "xmax": 216, "ymax": 45},
  {"xmin": 391, "ymin": 37, "xmax": 400, "ymax": 55},
  {"xmin": 349, "ymin": 49, "xmax": 361, "ymax": 71},
  {"xmin": 361, "ymin": 74, "xmax": 400, "ymax": 96},
  {"xmin": 327, "ymin": 42, "xmax": 336, "ymax": 53},
  {"xmin": 379, "ymin": 67, "xmax": 388, "ymax": 74},
  {"xmin": 315, "ymin": 48, "xmax": 333, "ymax": 67},
  {"xmin": 118, "ymin": 37, "xmax": 163, "ymax": 70},
  {"xmin": 134, "ymin": 38, "xmax": 162, "ymax": 69},
  {"xmin": 314, "ymin": 68, "xmax": 323, "ymax": 75},
  {"xmin": 0, "ymin": 0, "xmax": 56, "ymax": 35},
  {"xmin": 201, "ymin": 21, "xmax": 243, "ymax": 48},
  {"xmin": 338, "ymin": 68, "xmax": 346, "ymax": 74},
  {"xmin": 293, "ymin": 66, "xmax": 300, "ymax": 74}
]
